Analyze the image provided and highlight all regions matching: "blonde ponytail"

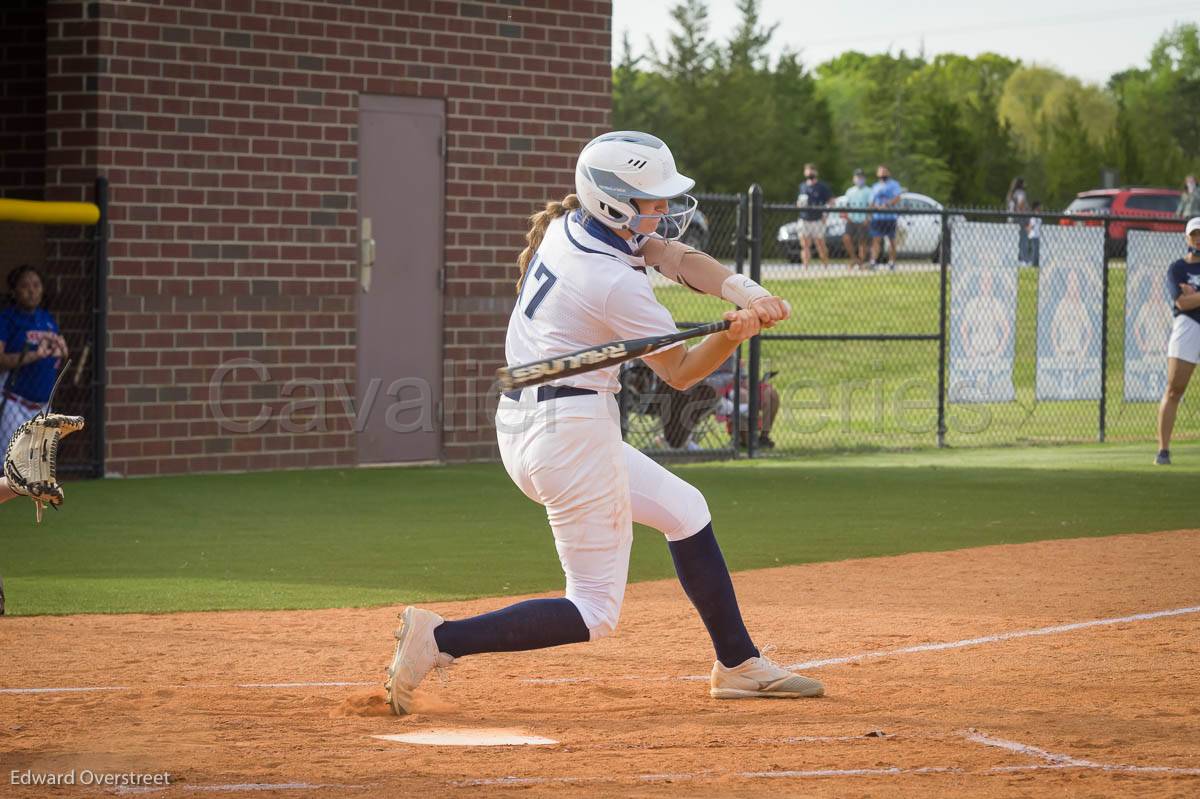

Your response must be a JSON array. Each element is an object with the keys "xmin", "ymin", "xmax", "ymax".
[{"xmin": 516, "ymin": 194, "xmax": 580, "ymax": 294}]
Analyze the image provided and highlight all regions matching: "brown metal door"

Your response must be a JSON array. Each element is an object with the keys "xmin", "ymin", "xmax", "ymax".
[{"xmin": 356, "ymin": 95, "xmax": 443, "ymax": 464}]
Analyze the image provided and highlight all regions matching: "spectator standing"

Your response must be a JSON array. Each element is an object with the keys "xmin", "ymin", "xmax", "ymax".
[
  {"xmin": 1026, "ymin": 200, "xmax": 1043, "ymax": 268},
  {"xmin": 842, "ymin": 168, "xmax": 872, "ymax": 269},
  {"xmin": 868, "ymin": 165, "xmax": 903, "ymax": 270},
  {"xmin": 1007, "ymin": 176, "xmax": 1030, "ymax": 265},
  {"xmin": 1178, "ymin": 175, "xmax": 1200, "ymax": 219},
  {"xmin": 795, "ymin": 163, "xmax": 833, "ymax": 268}
]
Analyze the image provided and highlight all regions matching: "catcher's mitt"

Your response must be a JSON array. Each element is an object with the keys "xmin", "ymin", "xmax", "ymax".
[{"xmin": 4, "ymin": 413, "xmax": 85, "ymax": 523}]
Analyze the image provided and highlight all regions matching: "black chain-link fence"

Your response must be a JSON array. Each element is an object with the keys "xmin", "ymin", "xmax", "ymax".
[
  {"xmin": 623, "ymin": 185, "xmax": 1198, "ymax": 458},
  {"xmin": 620, "ymin": 193, "xmax": 748, "ymax": 458},
  {"xmin": 0, "ymin": 179, "xmax": 107, "ymax": 476}
]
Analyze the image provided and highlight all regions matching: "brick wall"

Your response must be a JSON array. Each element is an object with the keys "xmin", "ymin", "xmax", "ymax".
[{"xmin": 41, "ymin": 0, "xmax": 612, "ymax": 476}]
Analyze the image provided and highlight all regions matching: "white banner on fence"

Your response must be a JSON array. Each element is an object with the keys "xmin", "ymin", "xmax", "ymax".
[
  {"xmin": 1124, "ymin": 231, "xmax": 1176, "ymax": 402},
  {"xmin": 948, "ymin": 222, "xmax": 1019, "ymax": 403},
  {"xmin": 1035, "ymin": 225, "xmax": 1104, "ymax": 401}
]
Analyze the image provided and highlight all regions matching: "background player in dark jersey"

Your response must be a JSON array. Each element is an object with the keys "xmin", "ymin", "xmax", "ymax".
[{"xmin": 1156, "ymin": 217, "xmax": 1200, "ymax": 464}]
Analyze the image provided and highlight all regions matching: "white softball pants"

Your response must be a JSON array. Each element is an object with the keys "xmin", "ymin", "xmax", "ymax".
[{"xmin": 496, "ymin": 390, "xmax": 712, "ymax": 640}]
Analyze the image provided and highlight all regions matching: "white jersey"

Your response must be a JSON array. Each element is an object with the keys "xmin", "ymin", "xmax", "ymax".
[{"xmin": 504, "ymin": 210, "xmax": 682, "ymax": 393}]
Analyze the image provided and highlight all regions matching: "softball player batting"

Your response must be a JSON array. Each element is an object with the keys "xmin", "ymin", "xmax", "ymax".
[{"xmin": 385, "ymin": 131, "xmax": 823, "ymax": 714}]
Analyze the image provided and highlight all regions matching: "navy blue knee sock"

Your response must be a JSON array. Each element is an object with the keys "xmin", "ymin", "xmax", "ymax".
[
  {"xmin": 432, "ymin": 598, "xmax": 590, "ymax": 659},
  {"xmin": 669, "ymin": 523, "xmax": 759, "ymax": 668}
]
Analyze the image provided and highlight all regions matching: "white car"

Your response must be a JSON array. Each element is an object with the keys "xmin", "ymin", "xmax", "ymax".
[{"xmin": 777, "ymin": 191, "xmax": 946, "ymax": 262}]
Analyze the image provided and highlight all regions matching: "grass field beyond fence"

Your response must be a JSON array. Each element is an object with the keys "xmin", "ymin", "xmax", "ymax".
[
  {"xmin": 653, "ymin": 264, "xmax": 1198, "ymax": 452},
  {"xmin": 1, "ymin": 442, "xmax": 1195, "ymax": 615}
]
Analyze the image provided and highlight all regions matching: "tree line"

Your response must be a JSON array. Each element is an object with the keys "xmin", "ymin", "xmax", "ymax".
[{"xmin": 612, "ymin": 0, "xmax": 1200, "ymax": 209}]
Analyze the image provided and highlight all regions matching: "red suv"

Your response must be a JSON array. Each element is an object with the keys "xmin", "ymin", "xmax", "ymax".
[{"xmin": 1060, "ymin": 187, "xmax": 1184, "ymax": 255}]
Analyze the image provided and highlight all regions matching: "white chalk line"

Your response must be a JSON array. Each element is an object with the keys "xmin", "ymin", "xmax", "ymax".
[
  {"xmin": 184, "ymin": 784, "xmax": 364, "ymax": 793},
  {"xmin": 786, "ymin": 604, "xmax": 1200, "ymax": 671},
  {"xmin": 0, "ymin": 681, "xmax": 374, "ymax": 696},
  {"xmin": 0, "ymin": 685, "xmax": 131, "ymax": 694},
  {"xmin": 235, "ymin": 681, "xmax": 373, "ymax": 689},
  {"xmin": 637, "ymin": 771, "xmax": 717, "ymax": 782},
  {"xmin": 739, "ymin": 766, "xmax": 948, "ymax": 778},
  {"xmin": 964, "ymin": 730, "xmax": 1200, "ymax": 776},
  {"xmin": 451, "ymin": 762, "xmax": 1200, "ymax": 788},
  {"xmin": 523, "ymin": 604, "xmax": 1200, "ymax": 685},
  {"xmin": 452, "ymin": 743, "xmax": 1200, "ymax": 789},
  {"xmin": 965, "ymin": 729, "xmax": 1095, "ymax": 766},
  {"xmin": 761, "ymin": 733, "xmax": 892, "ymax": 743},
  {"xmin": 448, "ymin": 727, "xmax": 1200, "ymax": 787},
  {"xmin": 116, "ymin": 783, "xmax": 366, "ymax": 795},
  {"xmin": 524, "ymin": 674, "xmax": 706, "ymax": 685}
]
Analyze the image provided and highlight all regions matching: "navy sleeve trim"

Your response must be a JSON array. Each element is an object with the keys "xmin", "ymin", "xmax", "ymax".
[{"xmin": 563, "ymin": 214, "xmax": 612, "ymax": 257}]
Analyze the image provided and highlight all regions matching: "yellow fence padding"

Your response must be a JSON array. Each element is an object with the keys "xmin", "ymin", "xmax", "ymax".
[{"xmin": 0, "ymin": 198, "xmax": 101, "ymax": 225}]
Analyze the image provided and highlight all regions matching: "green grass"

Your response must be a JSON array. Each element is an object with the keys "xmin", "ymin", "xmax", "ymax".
[
  {"xmin": 653, "ymin": 265, "xmax": 1199, "ymax": 452},
  {"xmin": 2, "ymin": 441, "xmax": 1196, "ymax": 615}
]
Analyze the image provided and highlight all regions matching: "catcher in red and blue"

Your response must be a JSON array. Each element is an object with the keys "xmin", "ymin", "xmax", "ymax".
[{"xmin": 383, "ymin": 131, "xmax": 824, "ymax": 714}]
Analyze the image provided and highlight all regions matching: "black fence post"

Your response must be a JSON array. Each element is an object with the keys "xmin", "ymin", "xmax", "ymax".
[
  {"xmin": 731, "ymin": 192, "xmax": 749, "ymax": 457},
  {"xmin": 1099, "ymin": 218, "xmax": 1110, "ymax": 443},
  {"xmin": 937, "ymin": 211, "xmax": 950, "ymax": 448},
  {"xmin": 734, "ymin": 191, "xmax": 748, "ymax": 273},
  {"xmin": 747, "ymin": 184, "xmax": 763, "ymax": 458},
  {"xmin": 93, "ymin": 175, "xmax": 108, "ymax": 478},
  {"xmin": 618, "ymin": 367, "xmax": 630, "ymax": 442}
]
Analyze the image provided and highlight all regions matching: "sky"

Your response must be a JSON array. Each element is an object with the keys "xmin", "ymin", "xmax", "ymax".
[{"xmin": 611, "ymin": 0, "xmax": 1200, "ymax": 85}]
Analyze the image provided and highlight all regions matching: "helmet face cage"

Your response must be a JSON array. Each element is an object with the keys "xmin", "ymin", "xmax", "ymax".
[{"xmin": 630, "ymin": 193, "xmax": 698, "ymax": 242}]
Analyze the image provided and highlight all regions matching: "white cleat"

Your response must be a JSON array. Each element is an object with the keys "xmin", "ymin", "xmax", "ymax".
[
  {"xmin": 384, "ymin": 606, "xmax": 452, "ymax": 715},
  {"xmin": 710, "ymin": 652, "xmax": 824, "ymax": 699}
]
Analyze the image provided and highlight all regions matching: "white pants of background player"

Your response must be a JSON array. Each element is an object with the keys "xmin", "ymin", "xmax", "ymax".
[
  {"xmin": 0, "ymin": 396, "xmax": 40, "ymax": 458},
  {"xmin": 1168, "ymin": 314, "xmax": 1200, "ymax": 363},
  {"xmin": 497, "ymin": 390, "xmax": 712, "ymax": 641},
  {"xmin": 0, "ymin": 397, "xmax": 41, "ymax": 504}
]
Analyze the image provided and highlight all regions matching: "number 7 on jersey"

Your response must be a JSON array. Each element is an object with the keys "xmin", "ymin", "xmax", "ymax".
[{"xmin": 521, "ymin": 258, "xmax": 558, "ymax": 319}]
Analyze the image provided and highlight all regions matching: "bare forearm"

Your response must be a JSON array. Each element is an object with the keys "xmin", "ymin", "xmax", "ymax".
[
  {"xmin": 664, "ymin": 334, "xmax": 740, "ymax": 391},
  {"xmin": 645, "ymin": 307, "xmax": 770, "ymax": 390},
  {"xmin": 1177, "ymin": 294, "xmax": 1200, "ymax": 311},
  {"xmin": 0, "ymin": 352, "xmax": 32, "ymax": 370}
]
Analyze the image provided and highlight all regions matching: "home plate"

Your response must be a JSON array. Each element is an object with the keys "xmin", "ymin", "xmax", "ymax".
[{"xmin": 373, "ymin": 729, "xmax": 558, "ymax": 746}]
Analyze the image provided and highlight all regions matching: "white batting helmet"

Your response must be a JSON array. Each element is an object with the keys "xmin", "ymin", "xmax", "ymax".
[{"xmin": 574, "ymin": 131, "xmax": 697, "ymax": 240}]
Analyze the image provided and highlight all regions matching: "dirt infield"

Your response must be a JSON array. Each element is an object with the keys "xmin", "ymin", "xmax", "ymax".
[{"xmin": 3, "ymin": 530, "xmax": 1199, "ymax": 798}]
